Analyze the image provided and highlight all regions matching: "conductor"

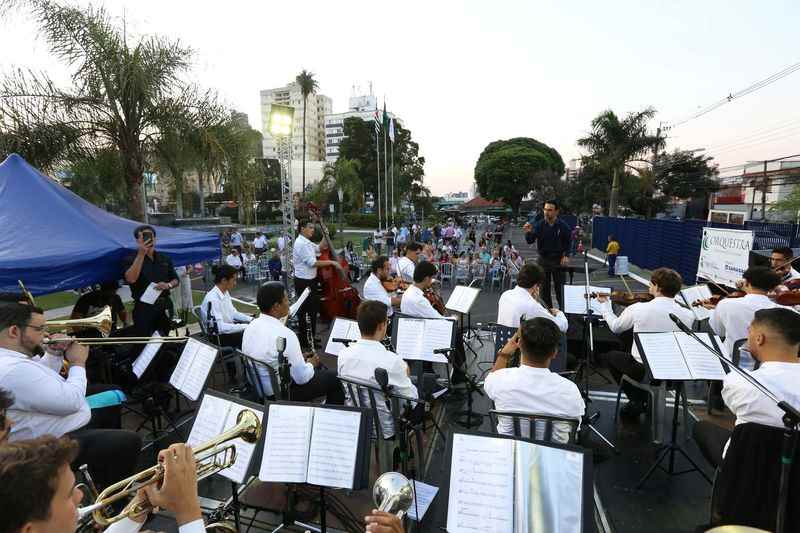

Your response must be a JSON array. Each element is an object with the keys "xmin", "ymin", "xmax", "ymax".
[{"xmin": 523, "ymin": 200, "xmax": 571, "ymax": 308}]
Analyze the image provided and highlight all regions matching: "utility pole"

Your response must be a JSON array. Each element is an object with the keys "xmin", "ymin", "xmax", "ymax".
[{"xmin": 760, "ymin": 160, "xmax": 768, "ymax": 221}]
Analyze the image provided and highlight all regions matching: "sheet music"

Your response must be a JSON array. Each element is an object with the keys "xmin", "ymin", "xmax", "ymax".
[
  {"xmin": 187, "ymin": 395, "xmax": 263, "ymax": 484},
  {"xmin": 407, "ymin": 480, "xmax": 439, "ymax": 521},
  {"xmin": 139, "ymin": 282, "xmax": 163, "ymax": 305},
  {"xmin": 324, "ymin": 318, "xmax": 361, "ymax": 356},
  {"xmin": 637, "ymin": 332, "xmax": 692, "ymax": 380},
  {"xmin": 307, "ymin": 408, "xmax": 361, "ymax": 489},
  {"xmin": 677, "ymin": 285, "xmax": 712, "ymax": 322},
  {"xmin": 447, "ymin": 433, "xmax": 515, "ymax": 533},
  {"xmin": 170, "ymin": 339, "xmax": 218, "ymax": 401},
  {"xmin": 445, "ymin": 286, "xmax": 481, "ymax": 314},
  {"xmin": 563, "ymin": 285, "xmax": 611, "ymax": 315},
  {"xmin": 675, "ymin": 332, "xmax": 727, "ymax": 381},
  {"xmin": 259, "ymin": 404, "xmax": 314, "ymax": 483},
  {"xmin": 288, "ymin": 287, "xmax": 310, "ymax": 319},
  {"xmin": 132, "ymin": 332, "xmax": 162, "ymax": 378},
  {"xmin": 395, "ymin": 318, "xmax": 451, "ymax": 363}
]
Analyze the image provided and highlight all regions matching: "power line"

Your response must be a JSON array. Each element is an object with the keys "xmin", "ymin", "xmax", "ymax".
[
  {"xmin": 709, "ymin": 127, "xmax": 800, "ymax": 158},
  {"xmin": 703, "ymin": 117, "xmax": 800, "ymax": 152},
  {"xmin": 666, "ymin": 60, "xmax": 800, "ymax": 129}
]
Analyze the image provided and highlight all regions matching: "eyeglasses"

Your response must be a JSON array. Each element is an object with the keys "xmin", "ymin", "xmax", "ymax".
[{"xmin": 23, "ymin": 323, "xmax": 47, "ymax": 332}]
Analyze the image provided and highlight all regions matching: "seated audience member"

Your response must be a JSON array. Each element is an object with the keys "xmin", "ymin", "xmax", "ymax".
[
  {"xmin": 70, "ymin": 281, "xmax": 128, "ymax": 332},
  {"xmin": 253, "ymin": 231, "xmax": 268, "ymax": 256},
  {"xmin": 0, "ymin": 438, "xmax": 206, "ymax": 533},
  {"xmin": 338, "ymin": 300, "xmax": 418, "ymax": 438},
  {"xmin": 200, "ymin": 265, "xmax": 252, "ymax": 349},
  {"xmin": 597, "ymin": 267, "xmax": 695, "ymax": 417},
  {"xmin": 485, "ymin": 317, "xmax": 585, "ymax": 443},
  {"xmin": 0, "ymin": 303, "xmax": 141, "ymax": 488},
  {"xmin": 225, "ymin": 248, "xmax": 244, "ymax": 278},
  {"xmin": 242, "ymin": 282, "xmax": 345, "ymax": 404}
]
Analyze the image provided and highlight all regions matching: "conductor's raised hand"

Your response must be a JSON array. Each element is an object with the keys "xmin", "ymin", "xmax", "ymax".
[
  {"xmin": 144, "ymin": 444, "xmax": 202, "ymax": 526},
  {"xmin": 365, "ymin": 510, "xmax": 405, "ymax": 533}
]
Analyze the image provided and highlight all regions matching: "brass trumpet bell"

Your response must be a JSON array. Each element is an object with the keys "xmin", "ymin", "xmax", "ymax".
[{"xmin": 47, "ymin": 306, "xmax": 113, "ymax": 337}]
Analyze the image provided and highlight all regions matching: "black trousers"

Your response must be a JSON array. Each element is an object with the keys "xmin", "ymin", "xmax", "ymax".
[
  {"xmin": 215, "ymin": 331, "xmax": 244, "ymax": 377},
  {"xmin": 293, "ymin": 277, "xmax": 320, "ymax": 350},
  {"xmin": 70, "ymin": 428, "xmax": 142, "ymax": 489},
  {"xmin": 537, "ymin": 254, "xmax": 565, "ymax": 308},
  {"xmin": 602, "ymin": 350, "xmax": 649, "ymax": 403},
  {"xmin": 291, "ymin": 367, "xmax": 345, "ymax": 405}
]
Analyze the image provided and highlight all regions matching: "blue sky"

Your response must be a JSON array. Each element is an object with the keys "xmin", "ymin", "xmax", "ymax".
[{"xmin": 2, "ymin": 0, "xmax": 799, "ymax": 194}]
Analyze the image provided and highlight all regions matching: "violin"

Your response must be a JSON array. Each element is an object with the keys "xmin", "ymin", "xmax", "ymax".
[
  {"xmin": 692, "ymin": 291, "xmax": 746, "ymax": 308},
  {"xmin": 588, "ymin": 291, "xmax": 653, "ymax": 306},
  {"xmin": 382, "ymin": 277, "xmax": 409, "ymax": 293},
  {"xmin": 424, "ymin": 286, "xmax": 448, "ymax": 315}
]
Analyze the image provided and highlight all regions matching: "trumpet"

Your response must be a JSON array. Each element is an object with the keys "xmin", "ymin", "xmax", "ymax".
[
  {"xmin": 79, "ymin": 409, "xmax": 262, "ymax": 526},
  {"xmin": 373, "ymin": 472, "xmax": 414, "ymax": 519}
]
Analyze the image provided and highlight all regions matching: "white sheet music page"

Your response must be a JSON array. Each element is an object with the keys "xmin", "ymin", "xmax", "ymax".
[
  {"xmin": 307, "ymin": 408, "xmax": 361, "ymax": 489},
  {"xmin": 139, "ymin": 282, "xmax": 162, "ymax": 305},
  {"xmin": 170, "ymin": 339, "xmax": 217, "ymax": 401},
  {"xmin": 132, "ymin": 331, "xmax": 162, "ymax": 378},
  {"xmin": 446, "ymin": 433, "xmax": 515, "ymax": 533},
  {"xmin": 324, "ymin": 318, "xmax": 361, "ymax": 356},
  {"xmin": 218, "ymin": 406, "xmax": 264, "ymax": 484},
  {"xmin": 169, "ymin": 338, "xmax": 198, "ymax": 391},
  {"xmin": 563, "ymin": 285, "xmax": 611, "ymax": 315},
  {"xmin": 288, "ymin": 287, "xmax": 311, "ymax": 319},
  {"xmin": 421, "ymin": 319, "xmax": 455, "ymax": 363},
  {"xmin": 445, "ymin": 286, "xmax": 480, "ymax": 314},
  {"xmin": 259, "ymin": 404, "xmax": 313, "ymax": 483},
  {"xmin": 678, "ymin": 285, "xmax": 712, "ymax": 321},
  {"xmin": 407, "ymin": 480, "xmax": 439, "ymax": 521},
  {"xmin": 395, "ymin": 318, "xmax": 425, "ymax": 359},
  {"xmin": 676, "ymin": 332, "xmax": 727, "ymax": 381},
  {"xmin": 637, "ymin": 332, "xmax": 692, "ymax": 380}
]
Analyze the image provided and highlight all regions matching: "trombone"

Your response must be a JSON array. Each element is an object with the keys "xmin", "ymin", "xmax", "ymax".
[
  {"xmin": 44, "ymin": 306, "xmax": 189, "ymax": 345},
  {"xmin": 78, "ymin": 409, "xmax": 262, "ymax": 526}
]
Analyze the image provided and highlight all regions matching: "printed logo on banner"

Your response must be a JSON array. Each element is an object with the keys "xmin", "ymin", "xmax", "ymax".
[{"xmin": 697, "ymin": 228, "xmax": 754, "ymax": 286}]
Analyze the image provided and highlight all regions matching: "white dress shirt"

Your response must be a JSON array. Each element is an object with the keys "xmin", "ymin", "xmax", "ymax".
[
  {"xmin": 242, "ymin": 314, "xmax": 315, "ymax": 396},
  {"xmin": 389, "ymin": 255, "xmax": 400, "ymax": 276},
  {"xmin": 397, "ymin": 256, "xmax": 416, "ymax": 282},
  {"xmin": 484, "ymin": 365, "xmax": 585, "ymax": 443},
  {"xmin": 253, "ymin": 235, "xmax": 268, "ymax": 250},
  {"xmin": 0, "ymin": 347, "xmax": 90, "ymax": 441},
  {"xmin": 292, "ymin": 234, "xmax": 320, "ymax": 280},
  {"xmin": 722, "ymin": 361, "xmax": 800, "ymax": 429},
  {"xmin": 600, "ymin": 296, "xmax": 695, "ymax": 362},
  {"xmin": 225, "ymin": 254, "xmax": 242, "ymax": 269},
  {"xmin": 709, "ymin": 294, "xmax": 787, "ymax": 362},
  {"xmin": 200, "ymin": 286, "xmax": 252, "ymax": 334},
  {"xmin": 108, "ymin": 518, "xmax": 205, "ymax": 533},
  {"xmin": 338, "ymin": 339, "xmax": 418, "ymax": 438},
  {"xmin": 363, "ymin": 273, "xmax": 394, "ymax": 316},
  {"xmin": 784, "ymin": 268, "xmax": 800, "ymax": 282},
  {"xmin": 497, "ymin": 285, "xmax": 568, "ymax": 332},
  {"xmin": 401, "ymin": 285, "xmax": 441, "ymax": 319},
  {"xmin": 230, "ymin": 231, "xmax": 242, "ymax": 246}
]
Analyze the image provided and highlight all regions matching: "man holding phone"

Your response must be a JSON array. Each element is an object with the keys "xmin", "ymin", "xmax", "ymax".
[{"xmin": 123, "ymin": 225, "xmax": 180, "ymax": 342}]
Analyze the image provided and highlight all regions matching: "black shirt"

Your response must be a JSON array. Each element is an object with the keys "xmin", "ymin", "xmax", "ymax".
[
  {"xmin": 525, "ymin": 218, "xmax": 571, "ymax": 257},
  {"xmin": 122, "ymin": 251, "xmax": 179, "ymax": 302},
  {"xmin": 72, "ymin": 290, "xmax": 126, "ymax": 330}
]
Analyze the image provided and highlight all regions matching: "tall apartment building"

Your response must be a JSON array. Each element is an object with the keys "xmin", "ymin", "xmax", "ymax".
[
  {"xmin": 260, "ymin": 82, "xmax": 332, "ymax": 162},
  {"xmin": 324, "ymin": 94, "xmax": 402, "ymax": 162}
]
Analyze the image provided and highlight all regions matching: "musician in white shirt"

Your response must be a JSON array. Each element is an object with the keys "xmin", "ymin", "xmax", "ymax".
[
  {"xmin": 397, "ymin": 242, "xmax": 422, "ymax": 283},
  {"xmin": 497, "ymin": 263, "xmax": 568, "ymax": 331},
  {"xmin": 485, "ymin": 317, "xmax": 585, "ymax": 443},
  {"xmin": 0, "ymin": 438, "xmax": 206, "ymax": 533},
  {"xmin": 706, "ymin": 267, "xmax": 785, "ymax": 367},
  {"xmin": 400, "ymin": 261, "xmax": 443, "ymax": 319},
  {"xmin": 338, "ymin": 300, "xmax": 418, "ymax": 438},
  {"xmin": 292, "ymin": 218, "xmax": 344, "ymax": 350},
  {"xmin": 597, "ymin": 268, "xmax": 695, "ymax": 417},
  {"xmin": 362, "ymin": 256, "xmax": 402, "ymax": 317},
  {"xmin": 242, "ymin": 282, "xmax": 345, "ymax": 403},
  {"xmin": 200, "ymin": 265, "xmax": 252, "ymax": 350},
  {"xmin": 769, "ymin": 246, "xmax": 800, "ymax": 283}
]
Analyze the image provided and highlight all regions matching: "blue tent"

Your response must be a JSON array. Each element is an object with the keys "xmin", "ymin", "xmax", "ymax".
[{"xmin": 0, "ymin": 154, "xmax": 220, "ymax": 295}]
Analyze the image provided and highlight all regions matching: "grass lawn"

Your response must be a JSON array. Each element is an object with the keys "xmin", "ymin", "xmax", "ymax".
[{"xmin": 34, "ymin": 291, "xmax": 80, "ymax": 311}]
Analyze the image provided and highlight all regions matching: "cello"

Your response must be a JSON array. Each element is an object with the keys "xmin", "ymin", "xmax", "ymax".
[{"xmin": 306, "ymin": 203, "xmax": 361, "ymax": 321}]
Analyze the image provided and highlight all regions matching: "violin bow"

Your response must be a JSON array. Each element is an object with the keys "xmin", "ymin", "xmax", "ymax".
[
  {"xmin": 705, "ymin": 278, "xmax": 731, "ymax": 296},
  {"xmin": 618, "ymin": 274, "xmax": 634, "ymax": 298}
]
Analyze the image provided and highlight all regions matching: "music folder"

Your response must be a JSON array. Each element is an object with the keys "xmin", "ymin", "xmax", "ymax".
[
  {"xmin": 390, "ymin": 313, "xmax": 456, "ymax": 364},
  {"xmin": 444, "ymin": 431, "xmax": 592, "ymax": 533},
  {"xmin": 634, "ymin": 331, "xmax": 727, "ymax": 381},
  {"xmin": 258, "ymin": 401, "xmax": 372, "ymax": 490},
  {"xmin": 676, "ymin": 284, "xmax": 713, "ymax": 322},
  {"xmin": 169, "ymin": 337, "xmax": 218, "ymax": 401},
  {"xmin": 445, "ymin": 285, "xmax": 481, "ymax": 314},
  {"xmin": 186, "ymin": 390, "xmax": 265, "ymax": 485},
  {"xmin": 563, "ymin": 285, "xmax": 611, "ymax": 315}
]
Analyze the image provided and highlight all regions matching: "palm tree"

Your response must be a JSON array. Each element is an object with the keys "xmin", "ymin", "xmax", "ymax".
[
  {"xmin": 577, "ymin": 108, "xmax": 663, "ymax": 217},
  {"xmin": 295, "ymin": 70, "xmax": 319, "ymax": 197}
]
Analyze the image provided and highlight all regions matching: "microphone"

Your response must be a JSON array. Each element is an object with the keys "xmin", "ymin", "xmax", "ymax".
[
  {"xmin": 206, "ymin": 301, "xmax": 218, "ymax": 336},
  {"xmin": 433, "ymin": 347, "xmax": 454, "ymax": 354},
  {"xmin": 374, "ymin": 368, "xmax": 391, "ymax": 394},
  {"xmin": 276, "ymin": 337, "xmax": 286, "ymax": 353},
  {"xmin": 332, "ymin": 338, "xmax": 356, "ymax": 347},
  {"xmin": 668, "ymin": 313, "xmax": 691, "ymax": 334}
]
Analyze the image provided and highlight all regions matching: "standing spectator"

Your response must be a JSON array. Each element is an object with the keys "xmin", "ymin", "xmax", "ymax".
[
  {"xmin": 253, "ymin": 232, "xmax": 268, "ymax": 256},
  {"xmin": 373, "ymin": 228, "xmax": 384, "ymax": 254},
  {"xmin": 229, "ymin": 229, "xmax": 243, "ymax": 255},
  {"xmin": 606, "ymin": 234, "xmax": 620, "ymax": 276},
  {"xmin": 267, "ymin": 249, "xmax": 282, "ymax": 281},
  {"xmin": 225, "ymin": 248, "xmax": 244, "ymax": 279}
]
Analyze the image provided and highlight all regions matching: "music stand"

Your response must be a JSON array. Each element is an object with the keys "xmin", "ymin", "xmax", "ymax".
[{"xmin": 445, "ymin": 284, "xmax": 481, "ymax": 361}]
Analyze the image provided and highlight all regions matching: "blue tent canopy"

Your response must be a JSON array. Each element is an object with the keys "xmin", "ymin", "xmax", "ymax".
[{"xmin": 0, "ymin": 154, "xmax": 220, "ymax": 295}]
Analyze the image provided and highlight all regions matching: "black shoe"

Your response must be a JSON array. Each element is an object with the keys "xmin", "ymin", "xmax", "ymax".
[{"xmin": 620, "ymin": 400, "xmax": 646, "ymax": 418}]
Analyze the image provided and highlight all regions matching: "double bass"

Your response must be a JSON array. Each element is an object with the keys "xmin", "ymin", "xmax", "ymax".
[{"xmin": 306, "ymin": 203, "xmax": 361, "ymax": 321}]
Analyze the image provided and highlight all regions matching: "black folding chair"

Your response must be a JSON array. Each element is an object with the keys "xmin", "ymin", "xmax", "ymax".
[{"xmin": 488, "ymin": 409, "xmax": 580, "ymax": 444}]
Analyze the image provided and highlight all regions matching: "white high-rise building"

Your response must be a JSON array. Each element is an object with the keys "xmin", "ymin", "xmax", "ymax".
[
  {"xmin": 260, "ymin": 82, "xmax": 332, "ymax": 163},
  {"xmin": 324, "ymin": 94, "xmax": 403, "ymax": 162}
]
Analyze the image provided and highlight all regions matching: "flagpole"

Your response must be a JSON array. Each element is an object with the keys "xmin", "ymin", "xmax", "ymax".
[
  {"xmin": 383, "ymin": 101, "xmax": 389, "ymax": 231},
  {"xmin": 391, "ymin": 131, "xmax": 395, "ymax": 226},
  {"xmin": 376, "ymin": 124, "xmax": 382, "ymax": 233}
]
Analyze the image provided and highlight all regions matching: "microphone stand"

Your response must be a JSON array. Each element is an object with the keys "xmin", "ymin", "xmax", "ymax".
[
  {"xmin": 276, "ymin": 337, "xmax": 290, "ymax": 401},
  {"xmin": 437, "ymin": 347, "xmax": 484, "ymax": 428},
  {"xmin": 668, "ymin": 314, "xmax": 800, "ymax": 533}
]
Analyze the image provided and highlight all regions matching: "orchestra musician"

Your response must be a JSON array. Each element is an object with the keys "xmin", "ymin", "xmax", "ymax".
[
  {"xmin": 596, "ymin": 268, "xmax": 695, "ymax": 418},
  {"xmin": 0, "ymin": 437, "xmax": 206, "ymax": 533},
  {"xmin": 497, "ymin": 263, "xmax": 568, "ymax": 332},
  {"xmin": 486, "ymin": 318, "xmax": 584, "ymax": 443},
  {"xmin": 523, "ymin": 200, "xmax": 572, "ymax": 308},
  {"xmin": 397, "ymin": 242, "xmax": 422, "ymax": 283},
  {"xmin": 242, "ymin": 282, "xmax": 345, "ymax": 404},
  {"xmin": 200, "ymin": 265, "xmax": 253, "ymax": 349},
  {"xmin": 292, "ymin": 218, "xmax": 346, "ymax": 350},
  {"xmin": 337, "ymin": 300, "xmax": 418, "ymax": 439},
  {"xmin": 0, "ymin": 303, "xmax": 141, "ymax": 489},
  {"xmin": 770, "ymin": 246, "xmax": 800, "ymax": 283},
  {"xmin": 362, "ymin": 256, "xmax": 402, "ymax": 317}
]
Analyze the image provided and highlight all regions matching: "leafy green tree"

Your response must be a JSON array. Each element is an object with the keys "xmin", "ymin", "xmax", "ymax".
[
  {"xmin": 295, "ymin": 70, "xmax": 318, "ymax": 197},
  {"xmin": 771, "ymin": 185, "xmax": 800, "ymax": 218},
  {"xmin": 0, "ymin": 0, "xmax": 198, "ymax": 220},
  {"xmin": 65, "ymin": 148, "xmax": 128, "ymax": 211},
  {"xmin": 577, "ymin": 108, "xmax": 663, "ymax": 217},
  {"xmin": 652, "ymin": 149, "xmax": 719, "ymax": 199},
  {"xmin": 474, "ymin": 137, "xmax": 564, "ymax": 216}
]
